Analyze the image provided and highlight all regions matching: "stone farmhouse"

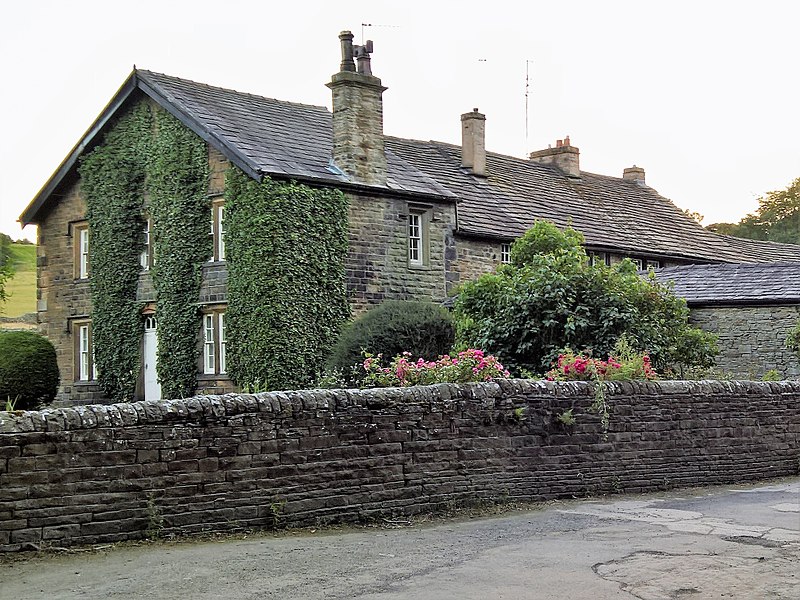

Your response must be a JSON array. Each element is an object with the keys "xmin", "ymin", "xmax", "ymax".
[{"xmin": 18, "ymin": 31, "xmax": 800, "ymax": 404}]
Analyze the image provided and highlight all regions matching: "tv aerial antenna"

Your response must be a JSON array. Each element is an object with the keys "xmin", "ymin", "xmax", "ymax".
[
  {"xmin": 525, "ymin": 59, "xmax": 533, "ymax": 154},
  {"xmin": 361, "ymin": 22, "xmax": 400, "ymax": 44}
]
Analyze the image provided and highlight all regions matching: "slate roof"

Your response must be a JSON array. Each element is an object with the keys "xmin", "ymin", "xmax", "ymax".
[
  {"xmin": 653, "ymin": 263, "xmax": 800, "ymax": 305},
  {"xmin": 137, "ymin": 71, "xmax": 454, "ymax": 199},
  {"xmin": 383, "ymin": 137, "xmax": 765, "ymax": 262},
  {"xmin": 20, "ymin": 69, "xmax": 800, "ymax": 265}
]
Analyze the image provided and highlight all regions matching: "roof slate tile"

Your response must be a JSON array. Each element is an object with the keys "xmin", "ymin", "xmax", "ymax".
[{"xmin": 653, "ymin": 263, "xmax": 800, "ymax": 304}]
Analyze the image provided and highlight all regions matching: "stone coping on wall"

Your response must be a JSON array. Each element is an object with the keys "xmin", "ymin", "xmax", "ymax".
[{"xmin": 3, "ymin": 379, "xmax": 799, "ymax": 434}]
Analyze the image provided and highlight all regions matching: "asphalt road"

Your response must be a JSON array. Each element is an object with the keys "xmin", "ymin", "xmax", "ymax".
[{"xmin": 1, "ymin": 478, "xmax": 798, "ymax": 599}]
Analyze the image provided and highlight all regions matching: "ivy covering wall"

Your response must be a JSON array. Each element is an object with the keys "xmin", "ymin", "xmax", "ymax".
[
  {"xmin": 79, "ymin": 98, "xmax": 349, "ymax": 399},
  {"xmin": 225, "ymin": 170, "xmax": 350, "ymax": 390},
  {"xmin": 79, "ymin": 103, "xmax": 151, "ymax": 400},
  {"xmin": 148, "ymin": 112, "xmax": 210, "ymax": 399},
  {"xmin": 79, "ymin": 100, "xmax": 209, "ymax": 401}
]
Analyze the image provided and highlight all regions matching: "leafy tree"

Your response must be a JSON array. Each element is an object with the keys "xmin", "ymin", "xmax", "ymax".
[
  {"xmin": 682, "ymin": 209, "xmax": 704, "ymax": 224},
  {"xmin": 706, "ymin": 177, "xmax": 800, "ymax": 244},
  {"xmin": 454, "ymin": 221, "xmax": 718, "ymax": 376}
]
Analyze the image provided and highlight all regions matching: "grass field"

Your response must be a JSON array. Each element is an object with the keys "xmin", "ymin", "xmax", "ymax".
[{"xmin": 2, "ymin": 243, "xmax": 36, "ymax": 318}]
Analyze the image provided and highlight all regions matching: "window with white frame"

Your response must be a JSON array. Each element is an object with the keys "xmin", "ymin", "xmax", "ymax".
[
  {"xmin": 74, "ymin": 321, "xmax": 94, "ymax": 381},
  {"xmin": 500, "ymin": 243, "xmax": 511, "ymax": 264},
  {"xmin": 408, "ymin": 213, "xmax": 422, "ymax": 265},
  {"xmin": 203, "ymin": 311, "xmax": 227, "ymax": 375},
  {"xmin": 219, "ymin": 313, "xmax": 226, "ymax": 374},
  {"xmin": 632, "ymin": 258, "xmax": 644, "ymax": 270},
  {"xmin": 588, "ymin": 252, "xmax": 611, "ymax": 267},
  {"xmin": 74, "ymin": 223, "xmax": 90, "ymax": 279},
  {"xmin": 646, "ymin": 259, "xmax": 661, "ymax": 269},
  {"xmin": 210, "ymin": 201, "xmax": 225, "ymax": 262},
  {"xmin": 140, "ymin": 218, "xmax": 153, "ymax": 270}
]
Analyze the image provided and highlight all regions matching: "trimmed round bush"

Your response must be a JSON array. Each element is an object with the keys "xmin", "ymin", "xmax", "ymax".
[
  {"xmin": 0, "ymin": 331, "xmax": 59, "ymax": 410},
  {"xmin": 327, "ymin": 300, "xmax": 455, "ymax": 374}
]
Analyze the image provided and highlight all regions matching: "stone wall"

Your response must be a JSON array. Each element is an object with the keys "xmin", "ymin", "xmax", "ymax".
[
  {"xmin": 35, "ymin": 178, "xmax": 105, "ymax": 405},
  {"xmin": 1, "ymin": 380, "xmax": 797, "ymax": 552},
  {"xmin": 448, "ymin": 236, "xmax": 504, "ymax": 294},
  {"xmin": 689, "ymin": 305, "xmax": 800, "ymax": 379},
  {"xmin": 346, "ymin": 191, "xmax": 456, "ymax": 313}
]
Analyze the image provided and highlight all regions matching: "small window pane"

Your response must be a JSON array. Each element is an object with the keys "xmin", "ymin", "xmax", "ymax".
[
  {"xmin": 79, "ymin": 325, "xmax": 90, "ymax": 381},
  {"xmin": 203, "ymin": 314, "xmax": 215, "ymax": 374},
  {"xmin": 408, "ymin": 214, "xmax": 422, "ymax": 264},
  {"xmin": 217, "ymin": 205, "xmax": 226, "ymax": 261},
  {"xmin": 79, "ymin": 229, "xmax": 90, "ymax": 278},
  {"xmin": 501, "ymin": 243, "xmax": 511, "ymax": 264},
  {"xmin": 219, "ymin": 313, "xmax": 226, "ymax": 374},
  {"xmin": 140, "ymin": 220, "xmax": 150, "ymax": 270}
]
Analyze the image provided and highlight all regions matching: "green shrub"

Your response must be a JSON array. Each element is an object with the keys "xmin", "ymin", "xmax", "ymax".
[
  {"xmin": 788, "ymin": 320, "xmax": 800, "ymax": 357},
  {"xmin": 327, "ymin": 300, "xmax": 455, "ymax": 377},
  {"xmin": 0, "ymin": 331, "xmax": 59, "ymax": 410},
  {"xmin": 454, "ymin": 220, "xmax": 718, "ymax": 376}
]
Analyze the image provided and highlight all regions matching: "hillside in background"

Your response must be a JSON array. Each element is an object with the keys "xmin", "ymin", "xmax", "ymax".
[{"xmin": 2, "ymin": 243, "xmax": 36, "ymax": 318}]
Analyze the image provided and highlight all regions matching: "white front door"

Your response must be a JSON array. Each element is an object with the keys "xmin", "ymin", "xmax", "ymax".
[{"xmin": 143, "ymin": 316, "xmax": 162, "ymax": 401}]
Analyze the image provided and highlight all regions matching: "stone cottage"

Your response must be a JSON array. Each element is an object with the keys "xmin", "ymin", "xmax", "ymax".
[
  {"xmin": 18, "ymin": 31, "xmax": 800, "ymax": 404},
  {"xmin": 654, "ymin": 263, "xmax": 800, "ymax": 379}
]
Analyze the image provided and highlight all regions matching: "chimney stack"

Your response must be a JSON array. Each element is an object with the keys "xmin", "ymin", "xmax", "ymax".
[
  {"xmin": 327, "ymin": 31, "xmax": 387, "ymax": 185},
  {"xmin": 461, "ymin": 108, "xmax": 486, "ymax": 177},
  {"xmin": 623, "ymin": 165, "xmax": 646, "ymax": 186},
  {"xmin": 529, "ymin": 137, "xmax": 580, "ymax": 178}
]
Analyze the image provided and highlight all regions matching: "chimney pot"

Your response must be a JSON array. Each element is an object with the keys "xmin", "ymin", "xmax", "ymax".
[
  {"xmin": 461, "ymin": 109, "xmax": 487, "ymax": 177},
  {"xmin": 355, "ymin": 40, "xmax": 374, "ymax": 75},
  {"xmin": 338, "ymin": 31, "xmax": 356, "ymax": 72}
]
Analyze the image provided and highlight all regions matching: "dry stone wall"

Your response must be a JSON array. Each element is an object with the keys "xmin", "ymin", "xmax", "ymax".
[
  {"xmin": 689, "ymin": 305, "xmax": 800, "ymax": 379},
  {"xmin": 1, "ymin": 380, "xmax": 798, "ymax": 552}
]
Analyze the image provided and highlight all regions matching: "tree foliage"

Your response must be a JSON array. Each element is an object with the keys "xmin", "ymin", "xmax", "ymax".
[
  {"xmin": 706, "ymin": 177, "xmax": 800, "ymax": 244},
  {"xmin": 454, "ymin": 221, "xmax": 718, "ymax": 376}
]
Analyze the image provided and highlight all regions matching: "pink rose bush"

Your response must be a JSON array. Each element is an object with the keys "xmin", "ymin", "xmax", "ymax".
[
  {"xmin": 545, "ymin": 348, "xmax": 657, "ymax": 382},
  {"xmin": 362, "ymin": 349, "xmax": 510, "ymax": 388}
]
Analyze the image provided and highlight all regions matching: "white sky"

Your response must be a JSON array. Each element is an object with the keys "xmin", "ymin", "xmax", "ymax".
[{"xmin": 2, "ymin": 0, "xmax": 798, "ymax": 242}]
